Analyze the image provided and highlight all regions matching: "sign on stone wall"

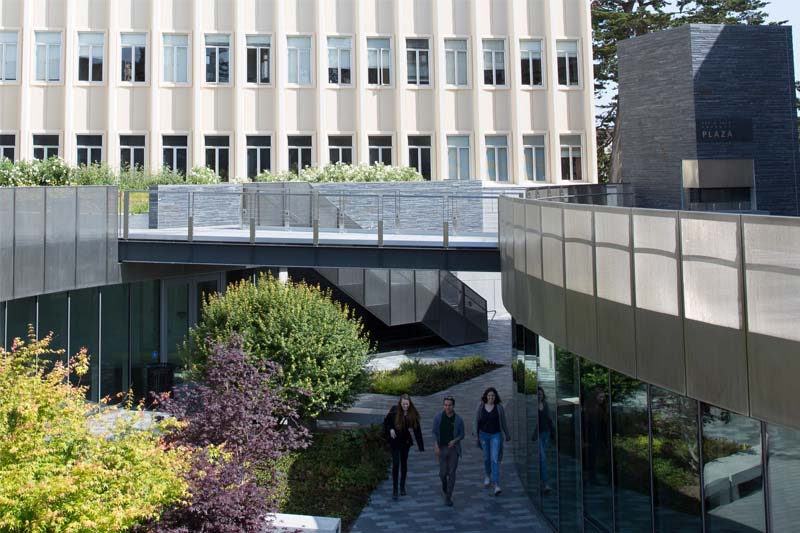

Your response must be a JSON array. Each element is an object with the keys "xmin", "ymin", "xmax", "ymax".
[{"xmin": 696, "ymin": 118, "xmax": 753, "ymax": 143}]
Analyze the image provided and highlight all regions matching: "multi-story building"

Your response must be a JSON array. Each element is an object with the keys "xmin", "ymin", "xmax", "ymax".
[{"xmin": 0, "ymin": 0, "xmax": 597, "ymax": 184}]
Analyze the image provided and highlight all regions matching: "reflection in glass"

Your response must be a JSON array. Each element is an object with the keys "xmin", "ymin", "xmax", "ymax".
[
  {"xmin": 165, "ymin": 282, "xmax": 190, "ymax": 367},
  {"xmin": 6, "ymin": 296, "xmax": 36, "ymax": 346},
  {"xmin": 130, "ymin": 281, "xmax": 160, "ymax": 403},
  {"xmin": 37, "ymin": 292, "xmax": 68, "ymax": 368},
  {"xmin": 556, "ymin": 347, "xmax": 582, "ymax": 531},
  {"xmin": 581, "ymin": 360, "xmax": 612, "ymax": 532},
  {"xmin": 611, "ymin": 372, "xmax": 651, "ymax": 532},
  {"xmin": 523, "ymin": 329, "xmax": 538, "ymax": 504},
  {"xmin": 702, "ymin": 406, "xmax": 765, "ymax": 532},
  {"xmin": 69, "ymin": 288, "xmax": 99, "ymax": 402},
  {"xmin": 100, "ymin": 285, "xmax": 129, "ymax": 403},
  {"xmin": 768, "ymin": 423, "xmax": 800, "ymax": 531},
  {"xmin": 538, "ymin": 336, "xmax": 558, "ymax": 525},
  {"xmin": 651, "ymin": 386, "xmax": 702, "ymax": 532}
]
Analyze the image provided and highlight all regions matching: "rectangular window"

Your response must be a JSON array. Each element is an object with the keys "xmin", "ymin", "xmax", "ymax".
[
  {"xmin": 33, "ymin": 134, "xmax": 59, "ymax": 160},
  {"xmin": 287, "ymin": 36, "xmax": 312, "ymax": 85},
  {"xmin": 406, "ymin": 38, "xmax": 430, "ymax": 86},
  {"xmin": 367, "ymin": 38, "xmax": 391, "ymax": 86},
  {"xmin": 35, "ymin": 32, "xmax": 61, "ymax": 82},
  {"xmin": 120, "ymin": 135, "xmax": 145, "ymax": 170},
  {"xmin": 162, "ymin": 135, "xmax": 188, "ymax": 175},
  {"xmin": 482, "ymin": 39, "xmax": 505, "ymax": 86},
  {"xmin": 524, "ymin": 135, "xmax": 546, "ymax": 181},
  {"xmin": 121, "ymin": 33, "xmax": 146, "ymax": 83},
  {"xmin": 78, "ymin": 32, "xmax": 104, "ymax": 82},
  {"xmin": 560, "ymin": 134, "xmax": 582, "ymax": 181},
  {"xmin": 557, "ymin": 41, "xmax": 579, "ymax": 86},
  {"xmin": 327, "ymin": 37, "xmax": 352, "ymax": 85},
  {"xmin": 246, "ymin": 35, "xmax": 271, "ymax": 84},
  {"xmin": 246, "ymin": 135, "xmax": 271, "ymax": 178},
  {"xmin": 329, "ymin": 135, "xmax": 353, "ymax": 165},
  {"xmin": 520, "ymin": 40, "xmax": 543, "ymax": 87},
  {"xmin": 76, "ymin": 134, "xmax": 102, "ymax": 166},
  {"xmin": 205, "ymin": 34, "xmax": 230, "ymax": 84},
  {"xmin": 408, "ymin": 136, "xmax": 432, "ymax": 180},
  {"xmin": 163, "ymin": 34, "xmax": 189, "ymax": 83},
  {"xmin": 0, "ymin": 134, "xmax": 15, "ymax": 161},
  {"xmin": 368, "ymin": 135, "xmax": 392, "ymax": 165},
  {"xmin": 447, "ymin": 135, "xmax": 470, "ymax": 180},
  {"xmin": 288, "ymin": 135, "xmax": 312, "ymax": 173},
  {"xmin": 0, "ymin": 32, "xmax": 18, "ymax": 81},
  {"xmin": 445, "ymin": 39, "xmax": 467, "ymax": 86},
  {"xmin": 486, "ymin": 135, "xmax": 509, "ymax": 182},
  {"xmin": 205, "ymin": 135, "xmax": 230, "ymax": 180}
]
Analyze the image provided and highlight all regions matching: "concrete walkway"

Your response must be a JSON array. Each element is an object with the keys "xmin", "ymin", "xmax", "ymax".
[{"xmin": 348, "ymin": 320, "xmax": 551, "ymax": 533}]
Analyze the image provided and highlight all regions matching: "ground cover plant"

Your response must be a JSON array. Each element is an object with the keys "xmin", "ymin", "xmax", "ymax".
[
  {"xmin": 369, "ymin": 355, "xmax": 502, "ymax": 396},
  {"xmin": 276, "ymin": 426, "xmax": 390, "ymax": 532}
]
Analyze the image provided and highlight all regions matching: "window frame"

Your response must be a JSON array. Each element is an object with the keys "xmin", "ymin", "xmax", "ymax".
[
  {"xmin": 162, "ymin": 33, "xmax": 190, "ymax": 85},
  {"xmin": 523, "ymin": 133, "xmax": 547, "ymax": 182},
  {"xmin": 32, "ymin": 133, "xmax": 60, "ymax": 160},
  {"xmin": 559, "ymin": 133, "xmax": 584, "ymax": 181},
  {"xmin": 76, "ymin": 31, "xmax": 105, "ymax": 84},
  {"xmin": 327, "ymin": 35, "xmax": 353, "ymax": 87},
  {"xmin": 120, "ymin": 32, "xmax": 147, "ymax": 84},
  {"xmin": 204, "ymin": 135, "xmax": 231, "ymax": 181},
  {"xmin": 205, "ymin": 34, "xmax": 231, "ymax": 85},
  {"xmin": 328, "ymin": 135, "xmax": 354, "ymax": 165},
  {"xmin": 287, "ymin": 35, "xmax": 313, "ymax": 87},
  {"xmin": 444, "ymin": 37, "xmax": 469, "ymax": 88},
  {"xmin": 556, "ymin": 39, "xmax": 581, "ymax": 88},
  {"xmin": 406, "ymin": 37, "xmax": 431, "ymax": 87},
  {"xmin": 287, "ymin": 134, "xmax": 313, "ymax": 174},
  {"xmin": 485, "ymin": 134, "xmax": 510, "ymax": 182},
  {"xmin": 75, "ymin": 133, "xmax": 104, "ymax": 167},
  {"xmin": 162, "ymin": 133, "xmax": 189, "ymax": 176},
  {"xmin": 368, "ymin": 135, "xmax": 393, "ymax": 166},
  {"xmin": 446, "ymin": 134, "xmax": 471, "ymax": 181},
  {"xmin": 246, "ymin": 134, "xmax": 272, "ymax": 178},
  {"xmin": 408, "ymin": 135, "xmax": 433, "ymax": 180},
  {"xmin": 34, "ymin": 30, "xmax": 63, "ymax": 83},
  {"xmin": 482, "ymin": 38, "xmax": 507, "ymax": 87},
  {"xmin": 246, "ymin": 34, "xmax": 272, "ymax": 85},
  {"xmin": 519, "ymin": 38, "xmax": 545, "ymax": 88},
  {"xmin": 0, "ymin": 31, "xmax": 19, "ymax": 83},
  {"xmin": 366, "ymin": 36, "xmax": 392, "ymax": 87},
  {"xmin": 0, "ymin": 133, "xmax": 16, "ymax": 162},
  {"xmin": 119, "ymin": 133, "xmax": 147, "ymax": 171}
]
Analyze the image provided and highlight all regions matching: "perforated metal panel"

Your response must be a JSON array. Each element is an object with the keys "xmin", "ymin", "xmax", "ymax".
[
  {"xmin": 0, "ymin": 188, "xmax": 13, "ymax": 302},
  {"xmin": 76, "ymin": 187, "xmax": 108, "ymax": 288},
  {"xmin": 390, "ymin": 269, "xmax": 415, "ymax": 325},
  {"xmin": 13, "ymin": 188, "xmax": 45, "ymax": 298},
  {"xmin": 45, "ymin": 188, "xmax": 78, "ymax": 293}
]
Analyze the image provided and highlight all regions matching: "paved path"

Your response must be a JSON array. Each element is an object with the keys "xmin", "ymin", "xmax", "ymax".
[{"xmin": 349, "ymin": 320, "xmax": 551, "ymax": 533}]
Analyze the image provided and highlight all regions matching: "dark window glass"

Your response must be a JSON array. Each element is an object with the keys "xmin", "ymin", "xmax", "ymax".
[
  {"xmin": 0, "ymin": 134, "xmax": 14, "ymax": 145},
  {"xmin": 702, "ymin": 406, "xmax": 765, "ymax": 532},
  {"xmin": 100, "ymin": 285, "xmax": 129, "ymax": 404},
  {"xmin": 129, "ymin": 280, "xmax": 160, "ymax": 403},
  {"xmin": 2, "ymin": 147, "xmax": 14, "ymax": 161},
  {"xmin": 611, "ymin": 372, "xmax": 652, "ymax": 531},
  {"xmin": 218, "ymin": 48, "xmax": 229, "ymax": 83},
  {"xmin": 532, "ymin": 59, "xmax": 542, "ymax": 85},
  {"xmin": 522, "ymin": 330, "xmax": 538, "ymax": 504},
  {"xmin": 134, "ymin": 46, "xmax": 146, "ymax": 81},
  {"xmin": 368, "ymin": 67, "xmax": 377, "ymax": 85},
  {"xmin": 163, "ymin": 135, "xmax": 187, "ymax": 147},
  {"xmin": 69, "ymin": 288, "xmax": 100, "ymax": 401},
  {"xmin": 121, "ymin": 47, "xmax": 132, "ymax": 80},
  {"xmin": 288, "ymin": 135, "xmax": 312, "ymax": 147},
  {"xmin": 176, "ymin": 147, "xmax": 187, "ymax": 175},
  {"xmin": 538, "ymin": 336, "xmax": 558, "ymax": 525},
  {"xmin": 205, "ymin": 47, "xmax": 216, "ymax": 82},
  {"xmin": 651, "ymin": 386, "xmax": 702, "ymax": 532},
  {"xmin": 33, "ymin": 147, "xmax": 43, "ymax": 160},
  {"xmin": 556, "ymin": 348, "xmax": 581, "ymax": 532},
  {"xmin": 6, "ymin": 297, "xmax": 36, "ymax": 350},
  {"xmin": 558, "ymin": 56, "xmax": 567, "ymax": 85},
  {"xmin": 581, "ymin": 360, "xmax": 612, "ymax": 532},
  {"xmin": 247, "ymin": 47, "xmax": 257, "ymax": 83},
  {"xmin": 204, "ymin": 135, "xmax": 229, "ymax": 147},
  {"xmin": 568, "ymin": 56, "xmax": 579, "ymax": 86},
  {"xmin": 496, "ymin": 68, "xmax": 505, "ymax": 85},
  {"xmin": 79, "ymin": 55, "xmax": 89, "ymax": 81},
  {"xmin": 77, "ymin": 134, "xmax": 102, "ymax": 146},
  {"xmin": 521, "ymin": 58, "xmax": 531, "ymax": 85},
  {"xmin": 205, "ymin": 148, "xmax": 216, "ymax": 173},
  {"xmin": 218, "ymin": 148, "xmax": 229, "ymax": 180}
]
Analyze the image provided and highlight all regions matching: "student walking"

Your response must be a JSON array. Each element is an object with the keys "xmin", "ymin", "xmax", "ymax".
[
  {"xmin": 474, "ymin": 386, "xmax": 511, "ymax": 495},
  {"xmin": 432, "ymin": 396, "xmax": 465, "ymax": 507},
  {"xmin": 383, "ymin": 393, "xmax": 425, "ymax": 500}
]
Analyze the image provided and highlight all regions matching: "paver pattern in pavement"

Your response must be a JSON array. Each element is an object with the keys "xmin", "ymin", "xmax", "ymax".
[{"xmin": 349, "ymin": 320, "xmax": 552, "ymax": 533}]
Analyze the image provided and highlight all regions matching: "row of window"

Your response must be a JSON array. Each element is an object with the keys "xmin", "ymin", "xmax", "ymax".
[
  {"xmin": 4, "ymin": 133, "xmax": 582, "ymax": 182},
  {"xmin": 0, "ymin": 31, "xmax": 581, "ymax": 88}
]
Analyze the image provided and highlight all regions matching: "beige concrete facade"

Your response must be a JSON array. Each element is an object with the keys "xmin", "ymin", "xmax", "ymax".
[{"xmin": 0, "ymin": 0, "xmax": 597, "ymax": 184}]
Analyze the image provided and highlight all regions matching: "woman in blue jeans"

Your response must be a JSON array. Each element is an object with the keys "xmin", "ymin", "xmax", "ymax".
[{"xmin": 474, "ymin": 387, "xmax": 511, "ymax": 495}]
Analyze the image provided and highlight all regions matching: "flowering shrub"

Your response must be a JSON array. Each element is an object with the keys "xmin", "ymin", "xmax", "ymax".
[{"xmin": 255, "ymin": 162, "xmax": 423, "ymax": 183}]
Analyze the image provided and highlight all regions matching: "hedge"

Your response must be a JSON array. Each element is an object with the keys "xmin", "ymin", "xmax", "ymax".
[{"xmin": 255, "ymin": 162, "xmax": 423, "ymax": 183}]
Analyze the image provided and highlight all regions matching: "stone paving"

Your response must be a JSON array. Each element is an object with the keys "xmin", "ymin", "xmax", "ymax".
[{"xmin": 349, "ymin": 319, "xmax": 551, "ymax": 533}]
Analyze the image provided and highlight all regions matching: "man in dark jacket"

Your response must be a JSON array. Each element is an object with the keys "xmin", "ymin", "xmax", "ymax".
[{"xmin": 431, "ymin": 396, "xmax": 465, "ymax": 507}]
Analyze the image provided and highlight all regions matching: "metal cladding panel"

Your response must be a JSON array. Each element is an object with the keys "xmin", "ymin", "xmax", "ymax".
[
  {"xmin": 540, "ymin": 205, "xmax": 566, "ymax": 346},
  {"xmin": 0, "ymin": 189, "xmax": 13, "ymax": 302},
  {"xmin": 364, "ymin": 269, "xmax": 390, "ymax": 324},
  {"xmin": 513, "ymin": 200, "xmax": 526, "ymax": 273},
  {"xmin": 106, "ymin": 187, "xmax": 121, "ymax": 284},
  {"xmin": 526, "ymin": 275, "xmax": 545, "ymax": 334},
  {"xmin": 563, "ymin": 206, "xmax": 596, "ymax": 356},
  {"xmin": 681, "ymin": 213, "xmax": 748, "ymax": 413},
  {"xmin": 13, "ymin": 188, "xmax": 45, "ymax": 298},
  {"xmin": 633, "ymin": 210, "xmax": 686, "ymax": 394},
  {"xmin": 565, "ymin": 289, "xmax": 597, "ymax": 357},
  {"xmin": 514, "ymin": 268, "xmax": 531, "ymax": 329},
  {"xmin": 76, "ymin": 188, "xmax": 108, "ymax": 288},
  {"xmin": 338, "ymin": 268, "xmax": 365, "ymax": 302},
  {"xmin": 499, "ymin": 199, "xmax": 514, "ymax": 316},
  {"xmin": 415, "ymin": 270, "xmax": 439, "ymax": 323},
  {"xmin": 390, "ymin": 269, "xmax": 415, "ymax": 325},
  {"xmin": 524, "ymin": 203, "xmax": 543, "ymax": 332},
  {"xmin": 596, "ymin": 298, "xmax": 637, "ymax": 375},
  {"xmin": 748, "ymin": 333, "xmax": 800, "ymax": 429},
  {"xmin": 44, "ymin": 188, "xmax": 78, "ymax": 293}
]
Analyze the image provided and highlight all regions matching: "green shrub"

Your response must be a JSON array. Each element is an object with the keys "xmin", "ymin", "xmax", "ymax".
[
  {"xmin": 71, "ymin": 162, "xmax": 116, "ymax": 185},
  {"xmin": 255, "ymin": 162, "xmax": 423, "ymax": 183},
  {"xmin": 369, "ymin": 356, "xmax": 502, "ymax": 396},
  {"xmin": 185, "ymin": 274, "xmax": 373, "ymax": 418}
]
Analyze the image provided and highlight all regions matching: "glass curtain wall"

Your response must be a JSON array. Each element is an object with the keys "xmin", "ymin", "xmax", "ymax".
[
  {"xmin": 37, "ymin": 292, "xmax": 69, "ymax": 368},
  {"xmin": 556, "ymin": 348, "xmax": 582, "ymax": 531},
  {"xmin": 538, "ymin": 335, "xmax": 559, "ymax": 524},
  {"xmin": 580, "ymin": 360, "xmax": 612, "ymax": 532},
  {"xmin": 523, "ymin": 329, "xmax": 539, "ymax": 504}
]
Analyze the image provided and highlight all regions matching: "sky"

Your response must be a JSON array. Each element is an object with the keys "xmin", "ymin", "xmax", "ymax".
[{"xmin": 767, "ymin": 0, "xmax": 800, "ymax": 77}]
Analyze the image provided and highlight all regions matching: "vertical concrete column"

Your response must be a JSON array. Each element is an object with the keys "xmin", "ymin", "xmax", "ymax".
[
  {"xmin": 354, "ymin": 0, "xmax": 368, "ymax": 164},
  {"xmin": 273, "ymin": 0, "xmax": 286, "ymax": 171},
  {"xmin": 543, "ymin": 0, "xmax": 560, "ymax": 184},
  {"xmin": 62, "ymin": 0, "xmax": 77, "ymax": 164},
  {"xmin": 149, "ymin": 0, "xmax": 161, "ymax": 172},
  {"xmin": 315, "ymin": 0, "xmax": 326, "ymax": 168},
  {"xmin": 432, "ymin": 0, "xmax": 447, "ymax": 181},
  {"xmin": 393, "ymin": 0, "xmax": 407, "ymax": 167},
  {"xmin": 580, "ymin": 0, "xmax": 598, "ymax": 183},
  {"xmin": 191, "ymin": 0, "xmax": 204, "ymax": 169},
  {"xmin": 233, "ymin": 0, "xmax": 246, "ymax": 180},
  {"xmin": 469, "ymin": 0, "xmax": 484, "ymax": 181},
  {"xmin": 106, "ymin": 0, "xmax": 120, "ymax": 170},
  {"xmin": 17, "ymin": 0, "xmax": 32, "ymax": 160},
  {"xmin": 507, "ymin": 0, "xmax": 523, "ymax": 184}
]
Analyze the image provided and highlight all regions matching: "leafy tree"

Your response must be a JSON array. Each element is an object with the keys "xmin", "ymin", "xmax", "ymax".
[
  {"xmin": 185, "ymin": 274, "xmax": 373, "ymax": 418},
  {"xmin": 153, "ymin": 335, "xmax": 309, "ymax": 533},
  {"xmin": 592, "ymin": 0, "xmax": 775, "ymax": 182},
  {"xmin": 0, "ymin": 332, "xmax": 187, "ymax": 532}
]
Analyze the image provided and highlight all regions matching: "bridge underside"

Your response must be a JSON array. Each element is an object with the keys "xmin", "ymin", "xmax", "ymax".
[{"xmin": 118, "ymin": 240, "xmax": 502, "ymax": 272}]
